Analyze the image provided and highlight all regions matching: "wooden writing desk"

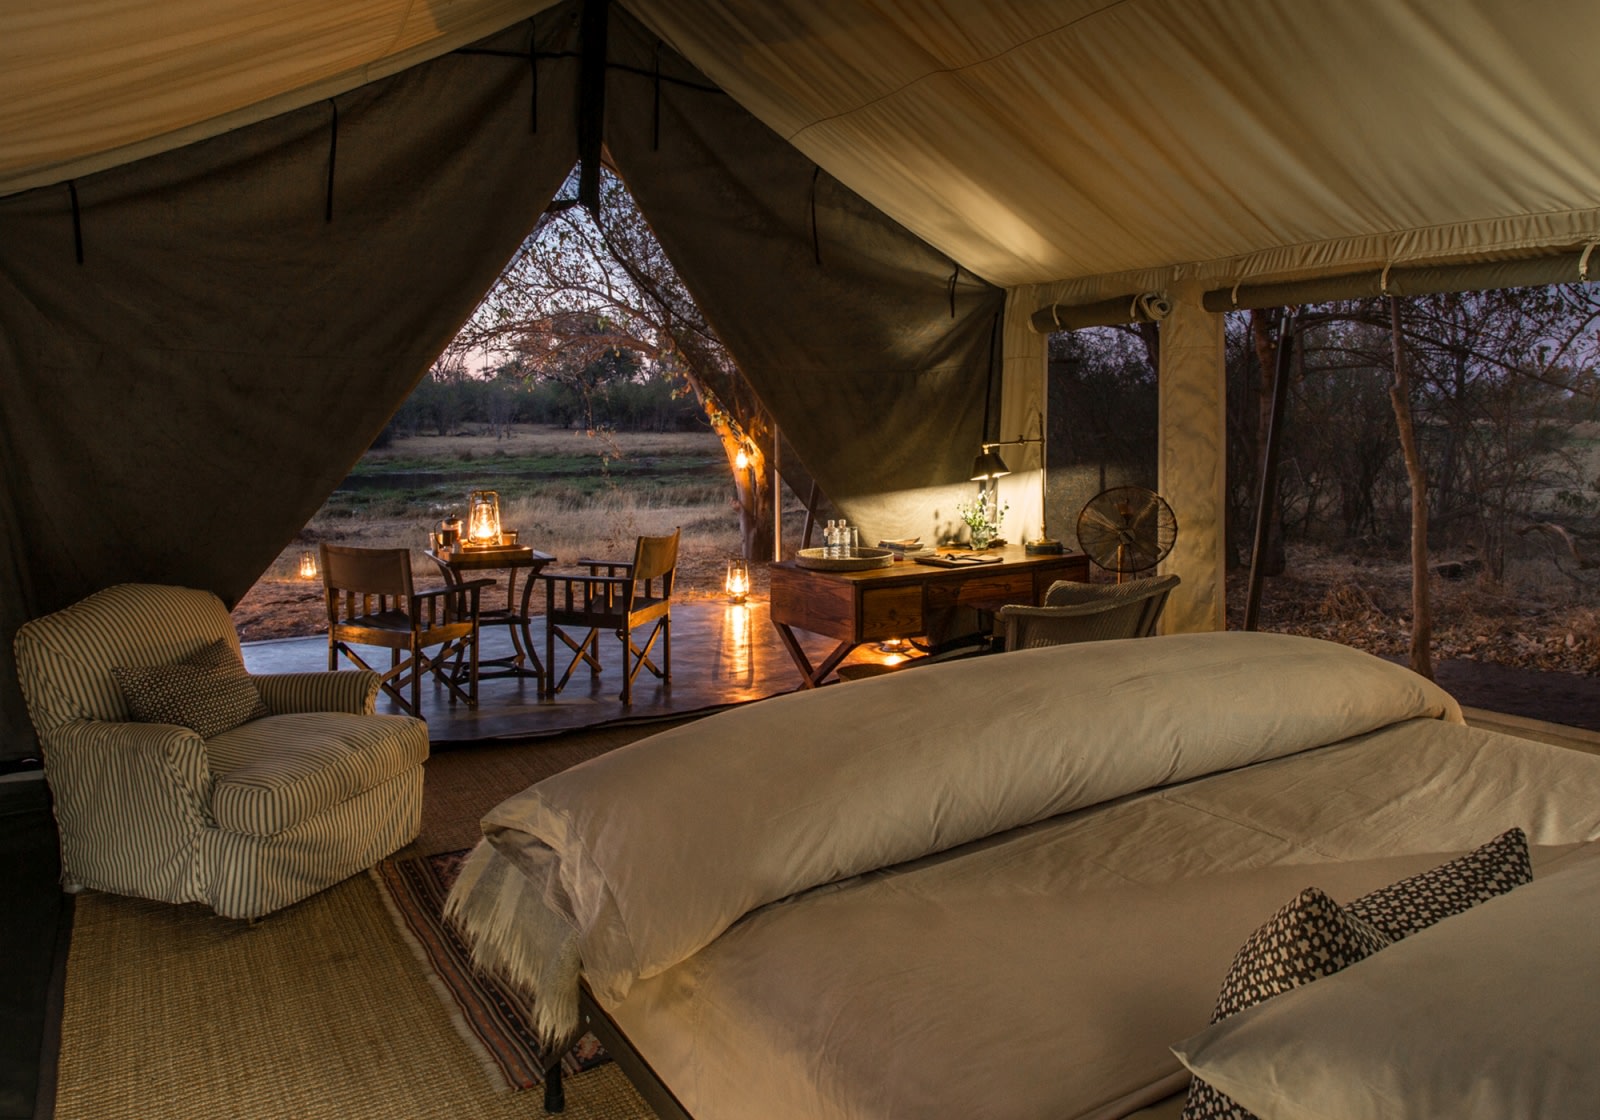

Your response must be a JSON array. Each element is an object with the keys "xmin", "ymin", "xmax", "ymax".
[{"xmin": 769, "ymin": 547, "xmax": 1091, "ymax": 686}]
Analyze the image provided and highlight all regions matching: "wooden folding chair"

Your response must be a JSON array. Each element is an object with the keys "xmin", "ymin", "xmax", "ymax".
[
  {"xmin": 540, "ymin": 529, "xmax": 679, "ymax": 704},
  {"xmin": 319, "ymin": 543, "xmax": 490, "ymax": 718}
]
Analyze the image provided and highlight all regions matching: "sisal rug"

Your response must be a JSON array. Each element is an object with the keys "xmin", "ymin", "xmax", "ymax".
[
  {"xmin": 56, "ymin": 877, "xmax": 655, "ymax": 1120},
  {"xmin": 373, "ymin": 848, "xmax": 607, "ymax": 1091}
]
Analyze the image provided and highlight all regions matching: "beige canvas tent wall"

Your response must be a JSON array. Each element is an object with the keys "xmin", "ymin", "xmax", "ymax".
[{"xmin": 6, "ymin": 0, "xmax": 1600, "ymax": 759}]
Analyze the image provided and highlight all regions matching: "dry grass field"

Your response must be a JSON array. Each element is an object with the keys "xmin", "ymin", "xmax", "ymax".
[{"xmin": 232, "ymin": 426, "xmax": 779, "ymax": 640}]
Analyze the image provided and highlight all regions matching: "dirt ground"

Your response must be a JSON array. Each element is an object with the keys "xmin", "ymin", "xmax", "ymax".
[{"xmin": 234, "ymin": 549, "xmax": 1600, "ymax": 731}]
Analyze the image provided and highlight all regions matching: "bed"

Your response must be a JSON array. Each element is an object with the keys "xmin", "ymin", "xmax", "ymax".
[{"xmin": 445, "ymin": 631, "xmax": 1600, "ymax": 1119}]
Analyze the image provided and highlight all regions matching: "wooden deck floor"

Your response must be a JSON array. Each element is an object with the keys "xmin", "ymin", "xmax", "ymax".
[{"xmin": 240, "ymin": 598, "xmax": 861, "ymax": 744}]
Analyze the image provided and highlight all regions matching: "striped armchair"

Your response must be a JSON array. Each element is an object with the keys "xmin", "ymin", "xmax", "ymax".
[{"xmin": 13, "ymin": 583, "xmax": 428, "ymax": 919}]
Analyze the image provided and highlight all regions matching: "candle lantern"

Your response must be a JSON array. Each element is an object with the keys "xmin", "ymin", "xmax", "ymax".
[
  {"xmin": 466, "ymin": 490, "xmax": 502, "ymax": 546},
  {"xmin": 725, "ymin": 558, "xmax": 750, "ymax": 602},
  {"xmin": 298, "ymin": 551, "xmax": 319, "ymax": 580}
]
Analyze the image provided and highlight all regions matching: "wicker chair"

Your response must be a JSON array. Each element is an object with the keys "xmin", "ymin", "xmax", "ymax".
[
  {"xmin": 13, "ymin": 583, "xmax": 427, "ymax": 919},
  {"xmin": 997, "ymin": 574, "xmax": 1180, "ymax": 651}
]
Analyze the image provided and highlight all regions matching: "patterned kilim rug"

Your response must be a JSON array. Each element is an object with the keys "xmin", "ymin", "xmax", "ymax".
[{"xmin": 373, "ymin": 849, "xmax": 610, "ymax": 1091}]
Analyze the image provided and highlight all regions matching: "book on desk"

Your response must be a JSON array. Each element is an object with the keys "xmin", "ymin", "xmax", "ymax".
[{"xmin": 914, "ymin": 553, "xmax": 1004, "ymax": 568}]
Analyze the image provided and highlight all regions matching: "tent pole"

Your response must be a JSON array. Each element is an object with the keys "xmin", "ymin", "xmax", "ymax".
[
  {"xmin": 1243, "ymin": 313, "xmax": 1297, "ymax": 630},
  {"xmin": 1203, "ymin": 250, "xmax": 1600, "ymax": 312}
]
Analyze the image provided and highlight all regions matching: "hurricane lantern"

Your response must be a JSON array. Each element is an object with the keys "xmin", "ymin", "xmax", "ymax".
[
  {"xmin": 297, "ymin": 551, "xmax": 318, "ymax": 580},
  {"xmin": 466, "ymin": 490, "xmax": 502, "ymax": 546},
  {"xmin": 725, "ymin": 558, "xmax": 750, "ymax": 602}
]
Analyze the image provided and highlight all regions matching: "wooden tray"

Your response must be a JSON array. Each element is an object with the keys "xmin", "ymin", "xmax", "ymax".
[{"xmin": 794, "ymin": 547, "xmax": 894, "ymax": 571}]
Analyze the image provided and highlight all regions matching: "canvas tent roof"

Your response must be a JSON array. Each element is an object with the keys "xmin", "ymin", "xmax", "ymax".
[
  {"xmin": 5, "ymin": 0, "xmax": 1600, "ymax": 757},
  {"xmin": 10, "ymin": 0, "xmax": 1600, "ymax": 291}
]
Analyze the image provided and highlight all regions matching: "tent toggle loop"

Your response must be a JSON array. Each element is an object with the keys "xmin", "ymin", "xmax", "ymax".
[
  {"xmin": 1029, "ymin": 292, "xmax": 1171, "ymax": 333},
  {"xmin": 1230, "ymin": 278, "xmax": 1243, "ymax": 308},
  {"xmin": 1130, "ymin": 292, "xmax": 1171, "ymax": 321},
  {"xmin": 1379, "ymin": 261, "xmax": 1394, "ymax": 296},
  {"xmin": 1580, "ymin": 240, "xmax": 1600, "ymax": 283}
]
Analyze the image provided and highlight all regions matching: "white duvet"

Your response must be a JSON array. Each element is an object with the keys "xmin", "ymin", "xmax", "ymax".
[
  {"xmin": 444, "ymin": 631, "xmax": 1600, "ymax": 1118},
  {"xmin": 447, "ymin": 634, "xmax": 1459, "ymax": 1034}
]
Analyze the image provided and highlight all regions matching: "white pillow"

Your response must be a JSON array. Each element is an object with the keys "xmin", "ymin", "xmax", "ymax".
[{"xmin": 1171, "ymin": 851, "xmax": 1600, "ymax": 1120}]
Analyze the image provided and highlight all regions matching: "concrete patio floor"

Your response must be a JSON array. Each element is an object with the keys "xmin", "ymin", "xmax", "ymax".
[{"xmin": 240, "ymin": 598, "xmax": 867, "ymax": 744}]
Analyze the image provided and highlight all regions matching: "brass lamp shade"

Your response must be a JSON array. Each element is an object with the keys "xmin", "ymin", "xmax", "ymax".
[{"xmin": 970, "ymin": 450, "xmax": 1011, "ymax": 481}]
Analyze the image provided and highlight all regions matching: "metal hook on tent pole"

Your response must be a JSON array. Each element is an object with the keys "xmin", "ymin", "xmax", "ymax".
[{"xmin": 1579, "ymin": 240, "xmax": 1600, "ymax": 283}]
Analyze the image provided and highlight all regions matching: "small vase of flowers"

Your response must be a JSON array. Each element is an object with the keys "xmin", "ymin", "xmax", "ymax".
[{"xmin": 957, "ymin": 492, "xmax": 1007, "ymax": 550}]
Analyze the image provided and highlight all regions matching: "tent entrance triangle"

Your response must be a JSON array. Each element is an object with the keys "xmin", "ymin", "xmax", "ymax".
[{"xmin": 452, "ymin": 162, "xmax": 782, "ymax": 561}]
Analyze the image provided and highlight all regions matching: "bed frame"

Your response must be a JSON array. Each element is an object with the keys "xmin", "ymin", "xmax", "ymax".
[{"xmin": 543, "ymin": 984, "xmax": 694, "ymax": 1118}]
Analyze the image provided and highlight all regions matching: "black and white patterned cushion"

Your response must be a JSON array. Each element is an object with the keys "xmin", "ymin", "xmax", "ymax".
[
  {"xmin": 112, "ymin": 638, "xmax": 270, "ymax": 739},
  {"xmin": 1182, "ymin": 888, "xmax": 1391, "ymax": 1120},
  {"xmin": 1182, "ymin": 828, "xmax": 1535, "ymax": 1120},
  {"xmin": 1345, "ymin": 827, "xmax": 1531, "ymax": 941}
]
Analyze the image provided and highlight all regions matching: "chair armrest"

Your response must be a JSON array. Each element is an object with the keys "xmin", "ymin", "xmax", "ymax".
[
  {"xmin": 540, "ymin": 570, "xmax": 634, "ymax": 613},
  {"xmin": 999, "ymin": 600, "xmax": 1134, "ymax": 621},
  {"xmin": 414, "ymin": 579, "xmax": 496, "ymax": 602},
  {"xmin": 576, "ymin": 558, "xmax": 633, "ymax": 576},
  {"xmin": 252, "ymin": 670, "xmax": 380, "ymax": 715},
  {"xmin": 45, "ymin": 719, "xmax": 215, "ymax": 892},
  {"xmin": 998, "ymin": 599, "xmax": 1148, "ymax": 649},
  {"xmin": 540, "ymin": 571, "xmax": 632, "ymax": 587},
  {"xmin": 413, "ymin": 579, "xmax": 492, "ymax": 624}
]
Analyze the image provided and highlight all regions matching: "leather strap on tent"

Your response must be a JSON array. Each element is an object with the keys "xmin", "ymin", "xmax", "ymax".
[{"xmin": 577, "ymin": 0, "xmax": 609, "ymax": 214}]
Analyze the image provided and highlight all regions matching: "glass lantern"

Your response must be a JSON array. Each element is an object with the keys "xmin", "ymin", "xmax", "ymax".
[
  {"xmin": 297, "ymin": 551, "xmax": 318, "ymax": 580},
  {"xmin": 725, "ymin": 558, "xmax": 750, "ymax": 603},
  {"xmin": 466, "ymin": 490, "xmax": 502, "ymax": 547}
]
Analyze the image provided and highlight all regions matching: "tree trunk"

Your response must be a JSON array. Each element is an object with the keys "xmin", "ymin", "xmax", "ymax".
[
  {"xmin": 708, "ymin": 421, "xmax": 774, "ymax": 561},
  {"xmin": 1388, "ymin": 297, "xmax": 1433, "ymax": 679}
]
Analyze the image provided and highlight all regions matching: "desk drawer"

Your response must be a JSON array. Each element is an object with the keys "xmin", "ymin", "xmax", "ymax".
[
  {"xmin": 860, "ymin": 586, "xmax": 923, "ymax": 640},
  {"xmin": 771, "ymin": 568, "xmax": 856, "ymax": 639},
  {"xmin": 926, "ymin": 571, "xmax": 1034, "ymax": 612}
]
